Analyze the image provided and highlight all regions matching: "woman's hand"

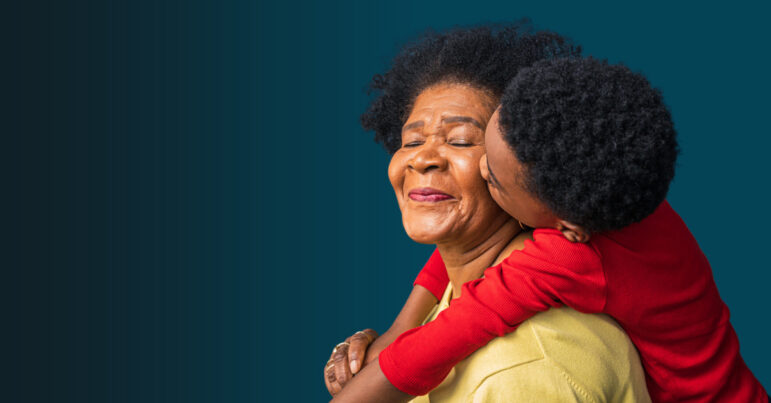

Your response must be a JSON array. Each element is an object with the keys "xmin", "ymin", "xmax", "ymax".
[
  {"xmin": 324, "ymin": 285, "xmax": 439, "ymax": 396},
  {"xmin": 324, "ymin": 329, "xmax": 379, "ymax": 396}
]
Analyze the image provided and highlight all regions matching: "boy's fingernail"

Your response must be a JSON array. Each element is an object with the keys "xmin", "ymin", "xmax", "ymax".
[{"xmin": 350, "ymin": 360, "xmax": 360, "ymax": 373}]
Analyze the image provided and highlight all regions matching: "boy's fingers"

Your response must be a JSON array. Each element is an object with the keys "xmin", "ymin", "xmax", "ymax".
[{"xmin": 348, "ymin": 329, "xmax": 378, "ymax": 374}]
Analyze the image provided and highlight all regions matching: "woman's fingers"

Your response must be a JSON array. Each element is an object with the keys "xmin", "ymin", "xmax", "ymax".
[
  {"xmin": 325, "ymin": 340, "xmax": 349, "ymax": 396},
  {"xmin": 332, "ymin": 341, "xmax": 354, "ymax": 387},
  {"xmin": 348, "ymin": 329, "xmax": 378, "ymax": 374},
  {"xmin": 324, "ymin": 329, "xmax": 379, "ymax": 395},
  {"xmin": 324, "ymin": 359, "xmax": 342, "ymax": 396}
]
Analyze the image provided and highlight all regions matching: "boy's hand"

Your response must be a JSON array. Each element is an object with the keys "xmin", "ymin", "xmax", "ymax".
[{"xmin": 324, "ymin": 329, "xmax": 378, "ymax": 396}]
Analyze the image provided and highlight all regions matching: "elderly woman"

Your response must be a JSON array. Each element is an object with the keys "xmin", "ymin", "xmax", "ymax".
[{"xmin": 326, "ymin": 25, "xmax": 651, "ymax": 402}]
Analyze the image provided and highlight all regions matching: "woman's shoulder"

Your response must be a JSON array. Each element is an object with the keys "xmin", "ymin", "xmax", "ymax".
[
  {"xmin": 478, "ymin": 308, "xmax": 650, "ymax": 402},
  {"xmin": 414, "ymin": 308, "xmax": 650, "ymax": 403},
  {"xmin": 528, "ymin": 308, "xmax": 649, "ymax": 396}
]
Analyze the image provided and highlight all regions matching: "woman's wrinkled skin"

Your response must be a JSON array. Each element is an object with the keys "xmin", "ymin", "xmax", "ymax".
[
  {"xmin": 389, "ymin": 83, "xmax": 518, "ymax": 297},
  {"xmin": 324, "ymin": 329, "xmax": 378, "ymax": 395},
  {"xmin": 390, "ymin": 84, "xmax": 497, "ymax": 242},
  {"xmin": 324, "ymin": 286, "xmax": 437, "ymax": 394},
  {"xmin": 328, "ymin": 83, "xmax": 523, "ymax": 402}
]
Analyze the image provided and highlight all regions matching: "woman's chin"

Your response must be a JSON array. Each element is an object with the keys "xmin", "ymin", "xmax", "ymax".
[
  {"xmin": 406, "ymin": 233, "xmax": 443, "ymax": 244},
  {"xmin": 402, "ymin": 219, "xmax": 454, "ymax": 245}
]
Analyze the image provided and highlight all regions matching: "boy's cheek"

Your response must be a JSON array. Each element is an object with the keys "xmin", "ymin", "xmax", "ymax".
[{"xmin": 488, "ymin": 188, "xmax": 511, "ymax": 215}]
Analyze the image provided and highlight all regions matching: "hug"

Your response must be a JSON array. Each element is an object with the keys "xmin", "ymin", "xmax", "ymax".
[{"xmin": 326, "ymin": 22, "xmax": 768, "ymax": 402}]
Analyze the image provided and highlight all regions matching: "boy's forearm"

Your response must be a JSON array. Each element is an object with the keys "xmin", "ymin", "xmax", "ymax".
[
  {"xmin": 376, "ymin": 245, "xmax": 593, "ymax": 395},
  {"xmin": 330, "ymin": 358, "xmax": 412, "ymax": 403},
  {"xmin": 364, "ymin": 285, "xmax": 438, "ymax": 366},
  {"xmin": 390, "ymin": 285, "xmax": 438, "ymax": 330},
  {"xmin": 374, "ymin": 261, "xmax": 536, "ymax": 396},
  {"xmin": 332, "ymin": 267, "xmax": 441, "ymax": 398}
]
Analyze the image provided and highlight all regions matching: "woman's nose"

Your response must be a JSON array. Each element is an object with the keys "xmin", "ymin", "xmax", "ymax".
[{"xmin": 409, "ymin": 142, "xmax": 448, "ymax": 173}]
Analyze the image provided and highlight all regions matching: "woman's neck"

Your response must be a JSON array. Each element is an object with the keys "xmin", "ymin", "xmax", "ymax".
[{"xmin": 436, "ymin": 216, "xmax": 520, "ymax": 299}]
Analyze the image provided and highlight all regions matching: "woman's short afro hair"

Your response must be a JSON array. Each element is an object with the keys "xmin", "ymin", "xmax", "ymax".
[
  {"xmin": 499, "ymin": 57, "xmax": 679, "ymax": 233},
  {"xmin": 361, "ymin": 22, "xmax": 581, "ymax": 154}
]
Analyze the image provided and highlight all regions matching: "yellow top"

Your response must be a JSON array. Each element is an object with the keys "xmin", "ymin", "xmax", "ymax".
[{"xmin": 410, "ymin": 284, "xmax": 651, "ymax": 403}]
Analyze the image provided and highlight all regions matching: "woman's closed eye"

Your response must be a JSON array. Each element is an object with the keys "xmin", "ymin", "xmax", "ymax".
[
  {"xmin": 404, "ymin": 139, "xmax": 475, "ymax": 148},
  {"xmin": 448, "ymin": 140, "xmax": 475, "ymax": 147},
  {"xmin": 447, "ymin": 135, "xmax": 481, "ymax": 147},
  {"xmin": 446, "ymin": 124, "xmax": 483, "ymax": 147}
]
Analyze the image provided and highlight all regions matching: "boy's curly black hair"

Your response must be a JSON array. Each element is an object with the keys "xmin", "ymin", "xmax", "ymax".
[
  {"xmin": 499, "ymin": 57, "xmax": 679, "ymax": 233},
  {"xmin": 361, "ymin": 22, "xmax": 581, "ymax": 154}
]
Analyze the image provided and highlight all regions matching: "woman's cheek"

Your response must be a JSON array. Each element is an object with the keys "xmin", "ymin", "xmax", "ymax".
[
  {"xmin": 388, "ymin": 150, "xmax": 408, "ymax": 206},
  {"xmin": 453, "ymin": 151, "xmax": 486, "ymax": 190}
]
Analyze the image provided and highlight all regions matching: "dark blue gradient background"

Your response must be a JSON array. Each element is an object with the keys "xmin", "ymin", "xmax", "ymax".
[{"xmin": 7, "ymin": 1, "xmax": 769, "ymax": 401}]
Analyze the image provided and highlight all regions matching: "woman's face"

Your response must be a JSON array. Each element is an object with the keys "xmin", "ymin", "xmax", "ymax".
[{"xmin": 388, "ymin": 83, "xmax": 508, "ymax": 245}]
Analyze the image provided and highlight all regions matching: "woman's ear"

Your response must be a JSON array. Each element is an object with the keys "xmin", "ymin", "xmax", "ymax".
[{"xmin": 556, "ymin": 220, "xmax": 591, "ymax": 243}]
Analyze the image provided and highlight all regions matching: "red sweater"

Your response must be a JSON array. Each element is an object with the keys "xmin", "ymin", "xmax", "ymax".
[{"xmin": 380, "ymin": 201, "xmax": 767, "ymax": 402}]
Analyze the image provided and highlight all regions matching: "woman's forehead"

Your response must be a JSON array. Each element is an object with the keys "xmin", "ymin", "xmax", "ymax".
[{"xmin": 406, "ymin": 84, "xmax": 496, "ymax": 127}]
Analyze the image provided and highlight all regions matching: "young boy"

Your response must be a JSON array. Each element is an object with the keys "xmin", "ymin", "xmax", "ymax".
[{"xmin": 332, "ymin": 58, "xmax": 767, "ymax": 402}]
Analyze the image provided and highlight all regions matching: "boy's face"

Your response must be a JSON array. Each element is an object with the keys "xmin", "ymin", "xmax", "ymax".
[{"xmin": 480, "ymin": 108, "xmax": 560, "ymax": 229}]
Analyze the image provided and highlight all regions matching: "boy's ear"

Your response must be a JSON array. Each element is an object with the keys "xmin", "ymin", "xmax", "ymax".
[{"xmin": 556, "ymin": 220, "xmax": 591, "ymax": 243}]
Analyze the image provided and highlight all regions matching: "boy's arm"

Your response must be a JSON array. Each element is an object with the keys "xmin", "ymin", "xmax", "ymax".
[
  {"xmin": 361, "ymin": 285, "xmax": 438, "ymax": 366},
  {"xmin": 411, "ymin": 248, "xmax": 449, "ymax": 300},
  {"xmin": 325, "ymin": 251, "xmax": 447, "ymax": 396},
  {"xmin": 360, "ymin": 249, "xmax": 447, "ymax": 367},
  {"xmin": 325, "ymin": 285, "xmax": 438, "ymax": 396},
  {"xmin": 330, "ymin": 357, "xmax": 412, "ymax": 403},
  {"xmin": 378, "ymin": 229, "xmax": 607, "ymax": 396}
]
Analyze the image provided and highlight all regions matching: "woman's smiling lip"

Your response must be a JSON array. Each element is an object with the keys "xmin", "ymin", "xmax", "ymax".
[{"xmin": 408, "ymin": 187, "xmax": 455, "ymax": 202}]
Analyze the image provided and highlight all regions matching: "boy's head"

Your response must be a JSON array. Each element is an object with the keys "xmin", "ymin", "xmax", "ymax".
[{"xmin": 480, "ymin": 57, "xmax": 679, "ymax": 241}]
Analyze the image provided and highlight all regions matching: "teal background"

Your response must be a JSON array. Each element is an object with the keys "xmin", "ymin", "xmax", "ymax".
[{"xmin": 8, "ymin": 0, "xmax": 769, "ymax": 401}]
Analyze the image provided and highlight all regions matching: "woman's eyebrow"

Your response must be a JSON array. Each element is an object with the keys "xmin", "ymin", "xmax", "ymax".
[
  {"xmin": 442, "ymin": 116, "xmax": 483, "ymax": 129},
  {"xmin": 402, "ymin": 121, "xmax": 424, "ymax": 131},
  {"xmin": 402, "ymin": 116, "xmax": 483, "ymax": 132}
]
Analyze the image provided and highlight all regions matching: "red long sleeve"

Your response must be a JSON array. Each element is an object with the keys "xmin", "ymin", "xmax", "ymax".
[
  {"xmin": 381, "ymin": 229, "xmax": 607, "ymax": 395},
  {"xmin": 412, "ymin": 248, "xmax": 449, "ymax": 300},
  {"xmin": 379, "ymin": 201, "xmax": 768, "ymax": 401}
]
